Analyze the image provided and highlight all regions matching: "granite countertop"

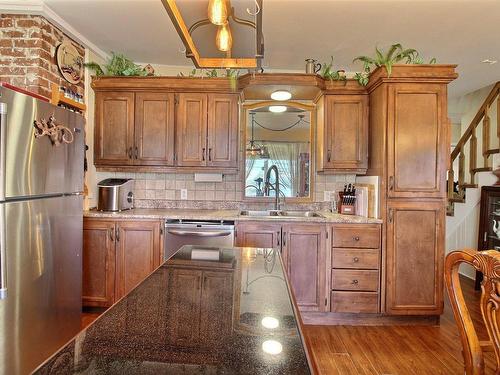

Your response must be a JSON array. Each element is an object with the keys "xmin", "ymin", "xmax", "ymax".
[
  {"xmin": 34, "ymin": 246, "xmax": 314, "ymax": 374},
  {"xmin": 84, "ymin": 208, "xmax": 382, "ymax": 224}
]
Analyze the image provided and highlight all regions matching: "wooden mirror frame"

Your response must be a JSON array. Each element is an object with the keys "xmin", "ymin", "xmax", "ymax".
[{"xmin": 241, "ymin": 100, "xmax": 316, "ymax": 203}]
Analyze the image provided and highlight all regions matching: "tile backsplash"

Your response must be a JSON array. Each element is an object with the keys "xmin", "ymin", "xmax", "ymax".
[{"xmin": 91, "ymin": 171, "xmax": 355, "ymax": 210}]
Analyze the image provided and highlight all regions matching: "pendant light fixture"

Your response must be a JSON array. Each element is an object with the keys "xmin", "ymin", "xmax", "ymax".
[
  {"xmin": 208, "ymin": 0, "xmax": 229, "ymax": 26},
  {"xmin": 216, "ymin": 22, "xmax": 233, "ymax": 52},
  {"xmin": 246, "ymin": 112, "xmax": 264, "ymax": 157}
]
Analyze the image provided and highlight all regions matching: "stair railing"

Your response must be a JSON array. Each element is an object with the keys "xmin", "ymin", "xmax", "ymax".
[{"xmin": 448, "ymin": 82, "xmax": 500, "ymax": 214}]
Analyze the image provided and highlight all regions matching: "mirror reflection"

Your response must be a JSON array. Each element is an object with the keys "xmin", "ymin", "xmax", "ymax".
[{"xmin": 245, "ymin": 106, "xmax": 311, "ymax": 198}]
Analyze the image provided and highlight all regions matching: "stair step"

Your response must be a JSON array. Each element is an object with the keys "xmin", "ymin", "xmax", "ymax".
[
  {"xmin": 449, "ymin": 197, "xmax": 465, "ymax": 203},
  {"xmin": 459, "ymin": 183, "xmax": 478, "ymax": 189},
  {"xmin": 471, "ymin": 167, "xmax": 492, "ymax": 174},
  {"xmin": 485, "ymin": 148, "xmax": 500, "ymax": 155}
]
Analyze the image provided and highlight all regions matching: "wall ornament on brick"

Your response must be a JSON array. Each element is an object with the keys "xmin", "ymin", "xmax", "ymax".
[{"xmin": 55, "ymin": 40, "xmax": 83, "ymax": 84}]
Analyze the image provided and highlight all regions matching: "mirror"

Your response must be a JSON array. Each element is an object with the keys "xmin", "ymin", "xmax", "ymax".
[{"xmin": 244, "ymin": 103, "xmax": 313, "ymax": 199}]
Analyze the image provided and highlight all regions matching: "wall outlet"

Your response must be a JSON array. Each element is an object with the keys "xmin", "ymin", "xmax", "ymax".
[
  {"xmin": 180, "ymin": 189, "xmax": 188, "ymax": 200},
  {"xmin": 324, "ymin": 191, "xmax": 332, "ymax": 202}
]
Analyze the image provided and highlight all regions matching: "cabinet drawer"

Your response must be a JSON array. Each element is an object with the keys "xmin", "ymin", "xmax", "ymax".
[
  {"xmin": 331, "ymin": 270, "xmax": 378, "ymax": 291},
  {"xmin": 332, "ymin": 248, "xmax": 380, "ymax": 269},
  {"xmin": 332, "ymin": 225, "xmax": 380, "ymax": 248},
  {"xmin": 331, "ymin": 291, "xmax": 379, "ymax": 313}
]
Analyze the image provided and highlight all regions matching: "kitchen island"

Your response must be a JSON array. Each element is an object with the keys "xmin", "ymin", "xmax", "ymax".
[{"xmin": 34, "ymin": 245, "xmax": 316, "ymax": 374}]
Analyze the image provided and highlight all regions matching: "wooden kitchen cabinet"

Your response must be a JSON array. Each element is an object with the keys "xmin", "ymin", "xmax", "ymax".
[
  {"xmin": 236, "ymin": 221, "xmax": 329, "ymax": 312},
  {"xmin": 82, "ymin": 219, "xmax": 116, "ymax": 307},
  {"xmin": 176, "ymin": 93, "xmax": 208, "ymax": 167},
  {"xmin": 317, "ymin": 94, "xmax": 368, "ymax": 174},
  {"xmin": 94, "ymin": 91, "xmax": 135, "ymax": 166},
  {"xmin": 386, "ymin": 83, "xmax": 448, "ymax": 199},
  {"xmin": 235, "ymin": 222, "xmax": 282, "ymax": 248},
  {"xmin": 385, "ymin": 200, "xmax": 444, "ymax": 315},
  {"xmin": 82, "ymin": 218, "xmax": 163, "ymax": 307},
  {"xmin": 166, "ymin": 267, "xmax": 233, "ymax": 347},
  {"xmin": 282, "ymin": 224, "xmax": 328, "ymax": 312},
  {"xmin": 134, "ymin": 92, "xmax": 175, "ymax": 166},
  {"xmin": 176, "ymin": 93, "xmax": 238, "ymax": 168}
]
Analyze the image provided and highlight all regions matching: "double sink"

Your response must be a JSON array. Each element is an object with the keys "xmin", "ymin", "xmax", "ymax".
[{"xmin": 239, "ymin": 210, "xmax": 324, "ymax": 218}]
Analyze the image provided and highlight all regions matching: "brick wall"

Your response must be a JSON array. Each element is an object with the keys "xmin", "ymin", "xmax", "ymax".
[{"xmin": 0, "ymin": 14, "xmax": 84, "ymax": 99}]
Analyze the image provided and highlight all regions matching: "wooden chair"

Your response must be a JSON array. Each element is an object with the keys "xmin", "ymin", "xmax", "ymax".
[{"xmin": 445, "ymin": 249, "xmax": 500, "ymax": 375}]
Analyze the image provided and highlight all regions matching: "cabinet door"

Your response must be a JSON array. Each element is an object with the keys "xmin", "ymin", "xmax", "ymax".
[
  {"xmin": 200, "ymin": 271, "xmax": 233, "ymax": 345},
  {"xmin": 235, "ymin": 222, "xmax": 282, "ymax": 248},
  {"xmin": 134, "ymin": 92, "xmax": 175, "ymax": 166},
  {"xmin": 207, "ymin": 94, "xmax": 238, "ymax": 168},
  {"xmin": 323, "ymin": 95, "xmax": 368, "ymax": 172},
  {"xmin": 94, "ymin": 92, "xmax": 135, "ymax": 166},
  {"xmin": 115, "ymin": 220, "xmax": 162, "ymax": 299},
  {"xmin": 386, "ymin": 200, "xmax": 444, "ymax": 315},
  {"xmin": 166, "ymin": 267, "xmax": 203, "ymax": 346},
  {"xmin": 387, "ymin": 84, "xmax": 447, "ymax": 198},
  {"xmin": 282, "ymin": 224, "xmax": 328, "ymax": 312},
  {"xmin": 176, "ymin": 93, "xmax": 208, "ymax": 166},
  {"xmin": 82, "ymin": 219, "xmax": 115, "ymax": 307}
]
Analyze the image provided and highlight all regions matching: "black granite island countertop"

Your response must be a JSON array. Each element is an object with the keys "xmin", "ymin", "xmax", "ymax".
[{"xmin": 34, "ymin": 246, "xmax": 316, "ymax": 374}]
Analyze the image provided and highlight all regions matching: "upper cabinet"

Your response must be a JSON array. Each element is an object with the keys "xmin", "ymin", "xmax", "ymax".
[
  {"xmin": 176, "ymin": 93, "xmax": 238, "ymax": 168},
  {"xmin": 317, "ymin": 94, "xmax": 369, "ymax": 174},
  {"xmin": 135, "ymin": 92, "xmax": 175, "ymax": 166},
  {"xmin": 386, "ymin": 83, "xmax": 448, "ymax": 198},
  {"xmin": 94, "ymin": 92, "xmax": 135, "ymax": 166},
  {"xmin": 92, "ymin": 78, "xmax": 239, "ymax": 172}
]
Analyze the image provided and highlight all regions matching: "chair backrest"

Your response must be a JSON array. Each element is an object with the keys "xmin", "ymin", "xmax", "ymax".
[{"xmin": 445, "ymin": 249, "xmax": 500, "ymax": 375}]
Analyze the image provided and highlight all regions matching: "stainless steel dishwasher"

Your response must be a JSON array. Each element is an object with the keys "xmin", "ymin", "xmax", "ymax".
[{"xmin": 164, "ymin": 219, "xmax": 235, "ymax": 260}]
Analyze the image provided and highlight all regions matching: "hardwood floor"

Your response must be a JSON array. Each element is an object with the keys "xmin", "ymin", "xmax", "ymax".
[
  {"xmin": 304, "ymin": 276, "xmax": 496, "ymax": 375},
  {"xmin": 81, "ymin": 276, "xmax": 494, "ymax": 374}
]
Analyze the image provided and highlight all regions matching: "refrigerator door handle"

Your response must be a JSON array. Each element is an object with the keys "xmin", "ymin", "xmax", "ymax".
[
  {"xmin": 0, "ymin": 204, "xmax": 6, "ymax": 299},
  {"xmin": 0, "ymin": 102, "xmax": 6, "ymax": 201}
]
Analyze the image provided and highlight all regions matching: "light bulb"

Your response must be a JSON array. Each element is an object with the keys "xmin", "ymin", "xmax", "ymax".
[
  {"xmin": 208, "ymin": 0, "xmax": 229, "ymax": 26},
  {"xmin": 216, "ymin": 23, "xmax": 232, "ymax": 52},
  {"xmin": 269, "ymin": 105, "xmax": 287, "ymax": 113},
  {"xmin": 271, "ymin": 90, "xmax": 292, "ymax": 101}
]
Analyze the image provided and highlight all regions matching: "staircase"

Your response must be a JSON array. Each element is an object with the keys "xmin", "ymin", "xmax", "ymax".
[{"xmin": 447, "ymin": 82, "xmax": 500, "ymax": 216}]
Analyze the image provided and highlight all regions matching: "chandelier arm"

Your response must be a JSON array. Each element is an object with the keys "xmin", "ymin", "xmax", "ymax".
[
  {"xmin": 230, "ymin": 13, "xmax": 256, "ymax": 28},
  {"xmin": 246, "ymin": 0, "xmax": 261, "ymax": 16},
  {"xmin": 254, "ymin": 118, "xmax": 307, "ymax": 132},
  {"xmin": 188, "ymin": 18, "xmax": 212, "ymax": 35}
]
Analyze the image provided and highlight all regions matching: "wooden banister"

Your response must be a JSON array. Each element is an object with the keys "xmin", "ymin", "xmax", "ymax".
[{"xmin": 448, "ymin": 82, "xmax": 500, "ymax": 212}]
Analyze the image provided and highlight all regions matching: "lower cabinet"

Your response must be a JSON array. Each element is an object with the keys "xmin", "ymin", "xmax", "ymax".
[
  {"xmin": 166, "ymin": 267, "xmax": 233, "ymax": 347},
  {"xmin": 236, "ymin": 221, "xmax": 328, "ymax": 312},
  {"xmin": 385, "ymin": 200, "xmax": 444, "ymax": 315},
  {"xmin": 83, "ymin": 217, "xmax": 163, "ymax": 307}
]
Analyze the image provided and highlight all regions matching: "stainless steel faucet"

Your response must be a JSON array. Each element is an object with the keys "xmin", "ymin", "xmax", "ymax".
[{"xmin": 264, "ymin": 165, "xmax": 280, "ymax": 210}]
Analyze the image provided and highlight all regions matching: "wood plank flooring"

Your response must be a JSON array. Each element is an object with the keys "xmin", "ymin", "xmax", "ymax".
[{"xmin": 82, "ymin": 276, "xmax": 495, "ymax": 374}]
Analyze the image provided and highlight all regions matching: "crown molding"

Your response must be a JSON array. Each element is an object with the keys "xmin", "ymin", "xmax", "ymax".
[{"xmin": 0, "ymin": 0, "xmax": 108, "ymax": 60}]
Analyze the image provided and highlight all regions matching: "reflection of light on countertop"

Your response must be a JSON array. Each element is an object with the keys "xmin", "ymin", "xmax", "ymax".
[
  {"xmin": 261, "ymin": 316, "xmax": 279, "ymax": 329},
  {"xmin": 262, "ymin": 340, "xmax": 282, "ymax": 355}
]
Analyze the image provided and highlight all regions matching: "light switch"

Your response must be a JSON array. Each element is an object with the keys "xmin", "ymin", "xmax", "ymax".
[
  {"xmin": 180, "ymin": 189, "xmax": 188, "ymax": 200},
  {"xmin": 324, "ymin": 191, "xmax": 331, "ymax": 202}
]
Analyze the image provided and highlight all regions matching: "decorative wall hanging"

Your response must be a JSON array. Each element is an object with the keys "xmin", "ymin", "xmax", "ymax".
[
  {"xmin": 33, "ymin": 115, "xmax": 74, "ymax": 146},
  {"xmin": 161, "ymin": 0, "xmax": 264, "ymax": 69},
  {"xmin": 55, "ymin": 40, "xmax": 84, "ymax": 84}
]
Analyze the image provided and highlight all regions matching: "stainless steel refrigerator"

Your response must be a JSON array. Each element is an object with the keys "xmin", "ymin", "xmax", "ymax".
[{"xmin": 0, "ymin": 85, "xmax": 84, "ymax": 375}]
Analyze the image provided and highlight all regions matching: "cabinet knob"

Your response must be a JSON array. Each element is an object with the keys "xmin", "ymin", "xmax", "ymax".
[
  {"xmin": 353, "ymin": 257, "xmax": 359, "ymax": 263},
  {"xmin": 351, "ymin": 279, "xmax": 359, "ymax": 285},
  {"xmin": 354, "ymin": 236, "xmax": 360, "ymax": 241}
]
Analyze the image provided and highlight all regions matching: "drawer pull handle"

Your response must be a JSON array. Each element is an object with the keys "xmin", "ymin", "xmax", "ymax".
[
  {"xmin": 353, "ymin": 257, "xmax": 360, "ymax": 263},
  {"xmin": 352, "ymin": 279, "xmax": 359, "ymax": 285},
  {"xmin": 354, "ymin": 236, "xmax": 360, "ymax": 241}
]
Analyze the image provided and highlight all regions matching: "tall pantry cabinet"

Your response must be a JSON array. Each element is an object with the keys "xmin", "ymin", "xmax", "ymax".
[{"xmin": 366, "ymin": 65, "xmax": 458, "ymax": 316}]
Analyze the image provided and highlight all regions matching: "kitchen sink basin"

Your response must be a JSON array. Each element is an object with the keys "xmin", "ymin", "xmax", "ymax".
[{"xmin": 239, "ymin": 210, "xmax": 323, "ymax": 218}]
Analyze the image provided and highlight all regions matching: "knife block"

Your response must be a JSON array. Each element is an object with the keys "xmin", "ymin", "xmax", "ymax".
[{"xmin": 338, "ymin": 192, "xmax": 356, "ymax": 215}]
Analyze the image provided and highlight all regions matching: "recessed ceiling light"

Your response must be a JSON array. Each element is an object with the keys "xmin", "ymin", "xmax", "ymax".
[
  {"xmin": 270, "ymin": 90, "xmax": 292, "ymax": 101},
  {"xmin": 482, "ymin": 59, "xmax": 497, "ymax": 65},
  {"xmin": 262, "ymin": 340, "xmax": 283, "ymax": 355},
  {"xmin": 261, "ymin": 316, "xmax": 280, "ymax": 329},
  {"xmin": 269, "ymin": 105, "xmax": 287, "ymax": 113}
]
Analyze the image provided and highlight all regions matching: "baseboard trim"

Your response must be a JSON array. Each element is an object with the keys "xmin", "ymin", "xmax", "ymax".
[{"xmin": 301, "ymin": 312, "xmax": 440, "ymax": 326}]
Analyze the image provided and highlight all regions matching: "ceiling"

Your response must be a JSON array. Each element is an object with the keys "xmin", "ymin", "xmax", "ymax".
[{"xmin": 41, "ymin": 0, "xmax": 500, "ymax": 97}]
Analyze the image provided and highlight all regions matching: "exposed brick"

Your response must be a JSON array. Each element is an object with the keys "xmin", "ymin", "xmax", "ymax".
[
  {"xmin": 2, "ymin": 30, "xmax": 26, "ymax": 38},
  {"xmin": 0, "ymin": 48, "xmax": 26, "ymax": 57},
  {"xmin": 0, "ymin": 19, "xmax": 13, "ymax": 28},
  {"xmin": 0, "ymin": 66, "xmax": 26, "ymax": 76},
  {"xmin": 13, "ymin": 39, "xmax": 41, "ymax": 48},
  {"xmin": 16, "ymin": 19, "xmax": 41, "ymax": 28},
  {"xmin": 0, "ymin": 39, "xmax": 13, "ymax": 48}
]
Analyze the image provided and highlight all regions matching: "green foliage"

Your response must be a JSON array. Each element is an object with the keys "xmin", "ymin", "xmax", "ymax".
[
  {"xmin": 320, "ymin": 56, "xmax": 346, "ymax": 81},
  {"xmin": 352, "ymin": 43, "xmax": 438, "ymax": 86},
  {"xmin": 83, "ymin": 52, "xmax": 147, "ymax": 77}
]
